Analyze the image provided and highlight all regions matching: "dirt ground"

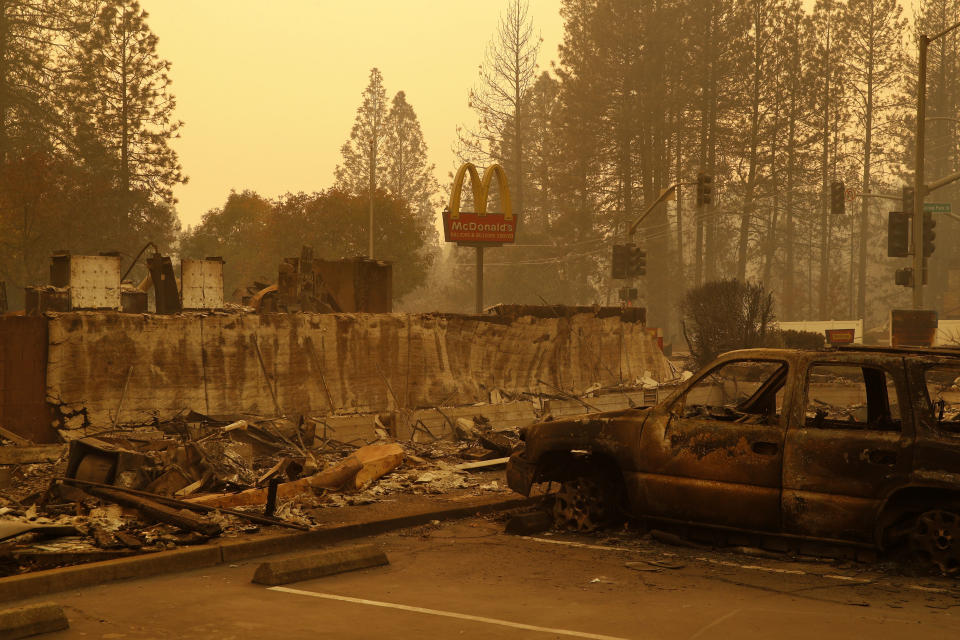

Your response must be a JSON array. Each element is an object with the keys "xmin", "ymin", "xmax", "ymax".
[{"xmin": 19, "ymin": 514, "xmax": 960, "ymax": 640}]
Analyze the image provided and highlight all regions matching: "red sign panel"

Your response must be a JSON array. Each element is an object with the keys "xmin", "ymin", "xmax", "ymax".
[
  {"xmin": 442, "ymin": 211, "xmax": 516, "ymax": 244},
  {"xmin": 825, "ymin": 328, "xmax": 856, "ymax": 345}
]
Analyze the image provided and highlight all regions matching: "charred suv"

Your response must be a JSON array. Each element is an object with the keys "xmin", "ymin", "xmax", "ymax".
[{"xmin": 508, "ymin": 347, "xmax": 960, "ymax": 574}]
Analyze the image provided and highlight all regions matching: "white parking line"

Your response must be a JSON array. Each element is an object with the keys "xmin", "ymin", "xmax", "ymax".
[
  {"xmin": 520, "ymin": 536, "xmax": 676, "ymax": 556},
  {"xmin": 908, "ymin": 584, "xmax": 948, "ymax": 594},
  {"xmin": 522, "ymin": 535, "xmax": 878, "ymax": 581},
  {"xmin": 697, "ymin": 557, "xmax": 806, "ymax": 575},
  {"xmin": 822, "ymin": 574, "xmax": 872, "ymax": 583},
  {"xmin": 269, "ymin": 586, "xmax": 635, "ymax": 640}
]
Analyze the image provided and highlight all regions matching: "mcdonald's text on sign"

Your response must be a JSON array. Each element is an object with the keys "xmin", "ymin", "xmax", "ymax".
[
  {"xmin": 444, "ymin": 162, "xmax": 517, "ymax": 246},
  {"xmin": 443, "ymin": 211, "xmax": 516, "ymax": 244}
]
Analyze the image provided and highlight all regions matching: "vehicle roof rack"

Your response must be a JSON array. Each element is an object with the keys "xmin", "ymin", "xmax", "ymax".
[{"xmin": 835, "ymin": 344, "xmax": 960, "ymax": 358}]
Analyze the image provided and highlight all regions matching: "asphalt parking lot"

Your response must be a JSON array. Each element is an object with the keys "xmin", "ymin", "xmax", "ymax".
[{"xmin": 21, "ymin": 515, "xmax": 960, "ymax": 639}]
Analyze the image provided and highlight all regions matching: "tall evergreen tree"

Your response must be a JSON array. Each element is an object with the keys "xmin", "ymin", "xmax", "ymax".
[
  {"xmin": 70, "ymin": 0, "xmax": 184, "ymax": 205},
  {"xmin": 810, "ymin": 0, "xmax": 849, "ymax": 319},
  {"xmin": 845, "ymin": 0, "xmax": 907, "ymax": 321},
  {"xmin": 731, "ymin": 0, "xmax": 781, "ymax": 282},
  {"xmin": 335, "ymin": 67, "xmax": 389, "ymax": 258},
  {"xmin": 383, "ymin": 90, "xmax": 438, "ymax": 221},
  {"xmin": 335, "ymin": 67, "xmax": 388, "ymax": 197}
]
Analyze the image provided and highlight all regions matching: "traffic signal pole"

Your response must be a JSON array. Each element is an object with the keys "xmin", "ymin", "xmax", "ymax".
[
  {"xmin": 627, "ymin": 184, "xmax": 679, "ymax": 238},
  {"xmin": 913, "ymin": 19, "xmax": 960, "ymax": 309},
  {"xmin": 913, "ymin": 34, "xmax": 927, "ymax": 309}
]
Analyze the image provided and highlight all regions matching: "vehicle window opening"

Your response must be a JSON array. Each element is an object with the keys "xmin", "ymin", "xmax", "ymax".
[
  {"xmin": 924, "ymin": 365, "xmax": 960, "ymax": 433},
  {"xmin": 805, "ymin": 364, "xmax": 901, "ymax": 431},
  {"xmin": 677, "ymin": 360, "xmax": 787, "ymax": 426}
]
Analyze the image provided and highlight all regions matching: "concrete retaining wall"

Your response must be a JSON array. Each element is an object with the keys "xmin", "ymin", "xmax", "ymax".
[{"xmin": 34, "ymin": 310, "xmax": 669, "ymax": 438}]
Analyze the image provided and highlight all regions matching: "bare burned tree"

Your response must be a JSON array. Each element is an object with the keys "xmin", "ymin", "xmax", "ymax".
[{"xmin": 457, "ymin": 0, "xmax": 540, "ymax": 217}]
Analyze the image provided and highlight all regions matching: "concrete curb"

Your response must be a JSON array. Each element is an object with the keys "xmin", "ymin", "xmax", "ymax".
[
  {"xmin": 0, "ymin": 496, "xmax": 533, "ymax": 604},
  {"xmin": 251, "ymin": 544, "xmax": 389, "ymax": 586},
  {"xmin": 0, "ymin": 602, "xmax": 69, "ymax": 638}
]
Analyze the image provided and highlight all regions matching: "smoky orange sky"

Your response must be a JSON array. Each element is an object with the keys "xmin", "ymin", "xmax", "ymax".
[
  {"xmin": 142, "ymin": 0, "xmax": 564, "ymax": 228},
  {"xmin": 144, "ymin": 0, "xmax": 927, "ymax": 229}
]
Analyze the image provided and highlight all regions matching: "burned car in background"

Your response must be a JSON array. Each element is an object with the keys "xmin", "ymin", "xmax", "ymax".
[{"xmin": 508, "ymin": 347, "xmax": 960, "ymax": 574}]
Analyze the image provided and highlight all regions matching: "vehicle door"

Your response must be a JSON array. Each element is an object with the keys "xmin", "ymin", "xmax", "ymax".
[
  {"xmin": 634, "ymin": 358, "xmax": 790, "ymax": 532},
  {"xmin": 782, "ymin": 357, "xmax": 914, "ymax": 543}
]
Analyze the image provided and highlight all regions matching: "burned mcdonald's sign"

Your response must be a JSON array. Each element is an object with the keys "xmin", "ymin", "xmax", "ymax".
[{"xmin": 442, "ymin": 163, "xmax": 517, "ymax": 245}]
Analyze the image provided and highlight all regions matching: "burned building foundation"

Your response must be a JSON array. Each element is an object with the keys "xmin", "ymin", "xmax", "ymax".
[{"xmin": 0, "ymin": 308, "xmax": 670, "ymax": 443}]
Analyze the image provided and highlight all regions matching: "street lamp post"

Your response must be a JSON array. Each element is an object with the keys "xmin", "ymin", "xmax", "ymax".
[{"xmin": 913, "ymin": 21, "xmax": 960, "ymax": 309}]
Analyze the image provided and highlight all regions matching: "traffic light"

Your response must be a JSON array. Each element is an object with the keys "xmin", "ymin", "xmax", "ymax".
[
  {"xmin": 902, "ymin": 185, "xmax": 915, "ymax": 216},
  {"xmin": 923, "ymin": 212, "xmax": 936, "ymax": 257},
  {"xmin": 887, "ymin": 212, "xmax": 910, "ymax": 257},
  {"xmin": 830, "ymin": 180, "xmax": 845, "ymax": 214},
  {"xmin": 627, "ymin": 245, "xmax": 647, "ymax": 277},
  {"xmin": 696, "ymin": 173, "xmax": 713, "ymax": 207},
  {"xmin": 895, "ymin": 268, "xmax": 913, "ymax": 287},
  {"xmin": 611, "ymin": 244, "xmax": 629, "ymax": 279}
]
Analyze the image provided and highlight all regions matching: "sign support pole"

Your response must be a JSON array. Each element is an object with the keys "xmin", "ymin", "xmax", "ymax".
[
  {"xmin": 475, "ymin": 246, "xmax": 484, "ymax": 313},
  {"xmin": 913, "ymin": 34, "xmax": 927, "ymax": 309},
  {"xmin": 912, "ymin": 19, "xmax": 960, "ymax": 308}
]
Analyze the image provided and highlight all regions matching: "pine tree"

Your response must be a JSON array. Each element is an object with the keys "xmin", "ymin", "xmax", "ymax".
[
  {"xmin": 335, "ymin": 67, "xmax": 389, "ymax": 196},
  {"xmin": 0, "ymin": 0, "xmax": 80, "ymax": 161},
  {"xmin": 334, "ymin": 67, "xmax": 389, "ymax": 258},
  {"xmin": 383, "ymin": 91, "xmax": 438, "ymax": 220},
  {"xmin": 810, "ymin": 0, "xmax": 849, "ymax": 319},
  {"xmin": 731, "ymin": 0, "xmax": 782, "ymax": 282},
  {"xmin": 844, "ymin": 0, "xmax": 906, "ymax": 321},
  {"xmin": 768, "ymin": 0, "xmax": 816, "ymax": 319},
  {"xmin": 0, "ymin": 1, "xmax": 95, "ymax": 304},
  {"xmin": 70, "ymin": 0, "xmax": 185, "ymax": 206}
]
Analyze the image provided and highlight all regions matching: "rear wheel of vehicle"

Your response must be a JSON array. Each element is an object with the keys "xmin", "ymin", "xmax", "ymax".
[
  {"xmin": 911, "ymin": 509, "xmax": 960, "ymax": 576},
  {"xmin": 551, "ymin": 474, "xmax": 620, "ymax": 532}
]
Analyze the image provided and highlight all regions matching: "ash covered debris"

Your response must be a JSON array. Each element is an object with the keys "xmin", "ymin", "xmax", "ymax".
[{"xmin": 0, "ymin": 405, "xmax": 532, "ymax": 576}]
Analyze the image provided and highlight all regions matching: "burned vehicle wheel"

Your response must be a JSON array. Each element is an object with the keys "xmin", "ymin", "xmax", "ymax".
[
  {"xmin": 911, "ymin": 509, "xmax": 960, "ymax": 576},
  {"xmin": 551, "ymin": 474, "xmax": 621, "ymax": 532}
]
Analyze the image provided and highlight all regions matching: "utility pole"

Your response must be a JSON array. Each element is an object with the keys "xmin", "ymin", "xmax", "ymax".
[
  {"xmin": 913, "ymin": 34, "xmax": 927, "ymax": 309},
  {"xmin": 369, "ymin": 196, "xmax": 374, "ymax": 259},
  {"xmin": 913, "ymin": 20, "xmax": 960, "ymax": 309}
]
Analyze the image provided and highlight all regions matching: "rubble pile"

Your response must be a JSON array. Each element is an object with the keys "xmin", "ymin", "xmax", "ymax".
[{"xmin": 0, "ymin": 411, "xmax": 524, "ymax": 577}]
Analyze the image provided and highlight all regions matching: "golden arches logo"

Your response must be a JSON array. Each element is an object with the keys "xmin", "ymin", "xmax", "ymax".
[{"xmin": 447, "ymin": 162, "xmax": 513, "ymax": 220}]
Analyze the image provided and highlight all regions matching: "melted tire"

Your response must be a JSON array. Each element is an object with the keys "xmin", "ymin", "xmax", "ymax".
[
  {"xmin": 911, "ymin": 509, "xmax": 960, "ymax": 576},
  {"xmin": 552, "ymin": 475, "xmax": 621, "ymax": 532}
]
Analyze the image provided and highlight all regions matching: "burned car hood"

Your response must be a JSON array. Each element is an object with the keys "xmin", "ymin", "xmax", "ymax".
[{"xmin": 522, "ymin": 407, "xmax": 652, "ymax": 459}]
